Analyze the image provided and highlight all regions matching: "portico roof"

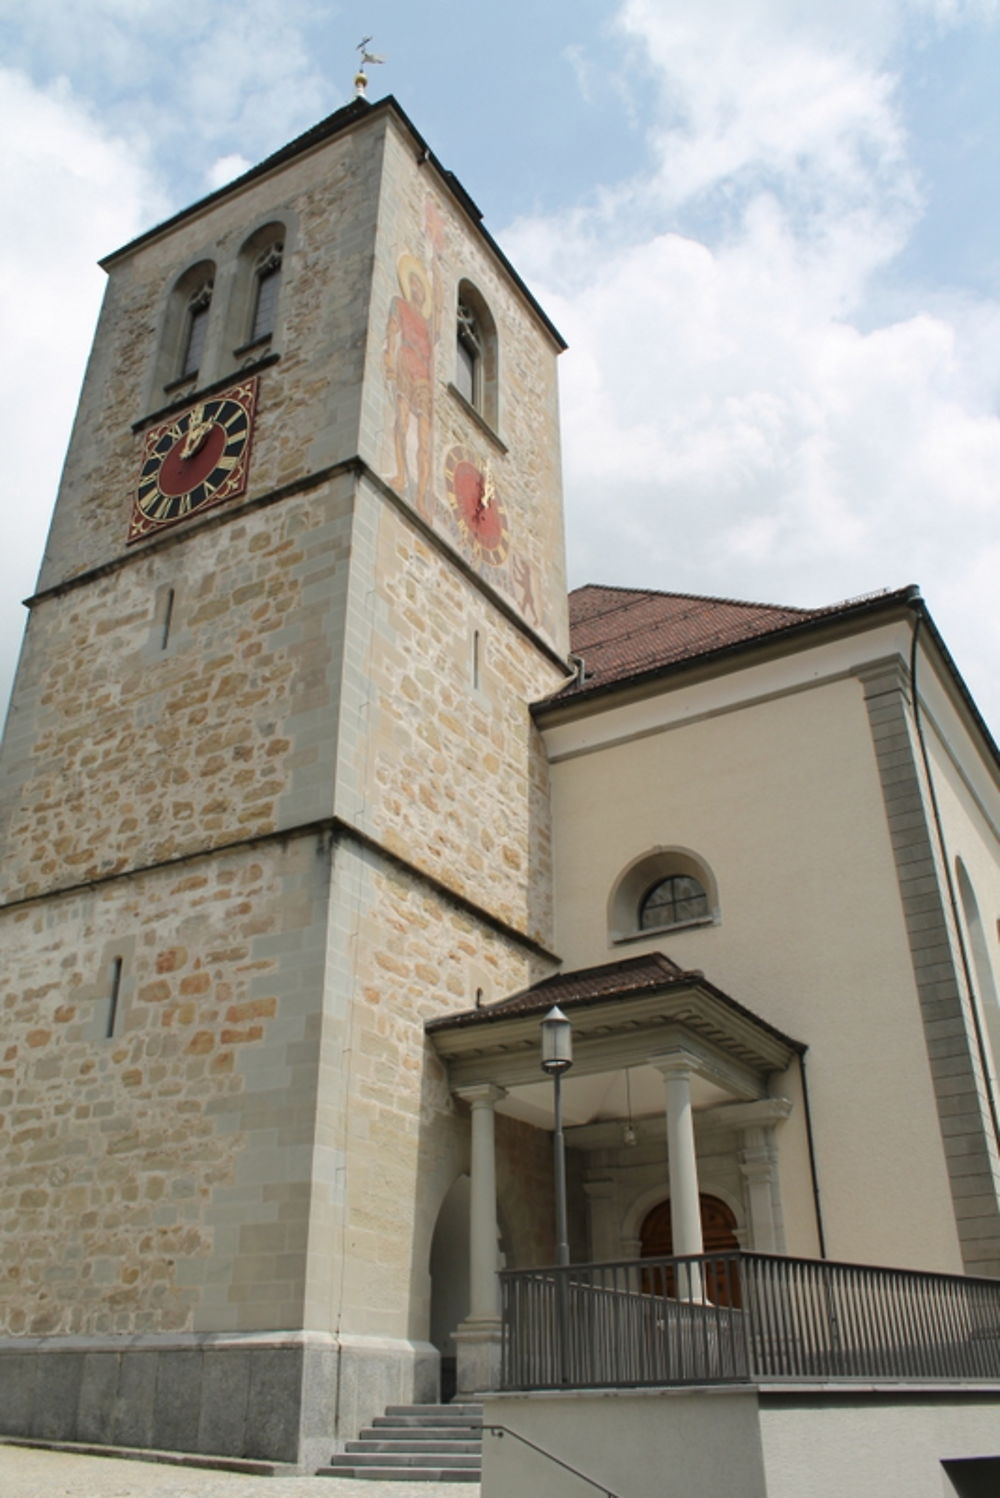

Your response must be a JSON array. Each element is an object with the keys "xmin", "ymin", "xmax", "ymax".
[{"xmin": 427, "ymin": 952, "xmax": 805, "ymax": 1124}]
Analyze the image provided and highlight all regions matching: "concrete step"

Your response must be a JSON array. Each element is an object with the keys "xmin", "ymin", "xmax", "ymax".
[
  {"xmin": 328, "ymin": 1452, "xmax": 480, "ymax": 1470},
  {"xmin": 346, "ymin": 1440, "xmax": 482, "ymax": 1455},
  {"xmin": 321, "ymin": 1400, "xmax": 483, "ymax": 1484},
  {"xmin": 317, "ymin": 1466, "xmax": 481, "ymax": 1483},
  {"xmin": 371, "ymin": 1415, "xmax": 482, "ymax": 1430},
  {"xmin": 383, "ymin": 1404, "xmax": 481, "ymax": 1417},
  {"xmin": 366, "ymin": 1423, "xmax": 481, "ymax": 1439}
]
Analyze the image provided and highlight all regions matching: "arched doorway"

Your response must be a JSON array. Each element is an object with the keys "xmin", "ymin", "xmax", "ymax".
[
  {"xmin": 640, "ymin": 1194, "xmax": 741, "ymax": 1305},
  {"xmin": 429, "ymin": 1175, "xmax": 470, "ymax": 1402}
]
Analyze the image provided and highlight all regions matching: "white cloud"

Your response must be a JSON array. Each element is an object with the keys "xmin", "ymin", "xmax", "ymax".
[
  {"xmin": 0, "ymin": 0, "xmax": 332, "ymax": 164},
  {"xmin": 0, "ymin": 68, "xmax": 162, "ymax": 721},
  {"xmin": 206, "ymin": 154, "xmax": 253, "ymax": 191},
  {"xmin": 502, "ymin": 0, "xmax": 1000, "ymax": 732}
]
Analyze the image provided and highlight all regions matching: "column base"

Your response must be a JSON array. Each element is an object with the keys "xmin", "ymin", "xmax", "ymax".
[{"xmin": 453, "ymin": 1317, "xmax": 503, "ymax": 1396}]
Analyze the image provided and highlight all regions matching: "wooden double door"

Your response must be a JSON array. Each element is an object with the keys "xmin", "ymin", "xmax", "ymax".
[{"xmin": 640, "ymin": 1194, "xmax": 741, "ymax": 1306}]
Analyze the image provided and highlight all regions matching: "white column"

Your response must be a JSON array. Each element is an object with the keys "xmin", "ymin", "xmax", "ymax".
[
  {"xmin": 740, "ymin": 1124, "xmax": 781, "ymax": 1254},
  {"xmin": 463, "ymin": 1082, "xmax": 505, "ymax": 1320},
  {"xmin": 657, "ymin": 1057, "xmax": 703, "ymax": 1257},
  {"xmin": 652, "ymin": 1054, "xmax": 704, "ymax": 1299},
  {"xmin": 453, "ymin": 1082, "xmax": 506, "ymax": 1394}
]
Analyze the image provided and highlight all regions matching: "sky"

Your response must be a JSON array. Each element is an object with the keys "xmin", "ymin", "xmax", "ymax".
[{"xmin": 1, "ymin": 0, "xmax": 998, "ymax": 735}]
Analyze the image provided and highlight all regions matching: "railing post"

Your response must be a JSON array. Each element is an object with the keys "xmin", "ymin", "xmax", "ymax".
[{"xmin": 498, "ymin": 1251, "xmax": 1000, "ymax": 1391}]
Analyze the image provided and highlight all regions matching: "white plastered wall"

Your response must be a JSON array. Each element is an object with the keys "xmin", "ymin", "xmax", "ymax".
[{"xmin": 544, "ymin": 625, "xmax": 964, "ymax": 1272}]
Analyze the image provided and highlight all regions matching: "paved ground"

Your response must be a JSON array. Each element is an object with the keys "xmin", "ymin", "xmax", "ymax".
[{"xmin": 0, "ymin": 1444, "xmax": 480, "ymax": 1498}]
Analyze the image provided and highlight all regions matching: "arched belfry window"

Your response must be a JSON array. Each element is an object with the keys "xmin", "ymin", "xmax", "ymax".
[
  {"xmin": 609, "ymin": 848, "xmax": 718, "ymax": 944},
  {"xmin": 248, "ymin": 240, "xmax": 283, "ymax": 345},
  {"xmin": 180, "ymin": 278, "xmax": 213, "ymax": 379},
  {"xmin": 154, "ymin": 259, "xmax": 217, "ymax": 395},
  {"xmin": 228, "ymin": 221, "xmax": 289, "ymax": 363},
  {"xmin": 456, "ymin": 300, "xmax": 482, "ymax": 406},
  {"xmin": 454, "ymin": 280, "xmax": 498, "ymax": 429}
]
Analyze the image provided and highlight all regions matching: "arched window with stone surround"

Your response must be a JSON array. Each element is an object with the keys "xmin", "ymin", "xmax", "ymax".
[
  {"xmin": 229, "ymin": 222, "xmax": 287, "ymax": 361},
  {"xmin": 638, "ymin": 873, "xmax": 709, "ymax": 930},
  {"xmin": 153, "ymin": 259, "xmax": 217, "ymax": 395},
  {"xmin": 179, "ymin": 278, "xmax": 213, "ymax": 379},
  {"xmin": 246, "ymin": 238, "xmax": 284, "ymax": 347},
  {"xmin": 608, "ymin": 848, "xmax": 718, "ymax": 944},
  {"xmin": 454, "ymin": 279, "xmax": 498, "ymax": 428}
]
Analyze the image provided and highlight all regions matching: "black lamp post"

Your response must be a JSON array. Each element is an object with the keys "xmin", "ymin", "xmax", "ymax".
[{"xmin": 541, "ymin": 1005, "xmax": 573, "ymax": 1266}]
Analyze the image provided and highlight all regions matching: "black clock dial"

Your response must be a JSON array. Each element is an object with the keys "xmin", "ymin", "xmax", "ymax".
[{"xmin": 128, "ymin": 378, "xmax": 257, "ymax": 543}]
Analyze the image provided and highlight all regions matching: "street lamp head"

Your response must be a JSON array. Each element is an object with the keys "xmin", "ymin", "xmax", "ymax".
[{"xmin": 540, "ymin": 1005, "xmax": 573, "ymax": 1075}]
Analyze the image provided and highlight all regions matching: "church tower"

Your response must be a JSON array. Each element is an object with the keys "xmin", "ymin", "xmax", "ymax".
[{"xmin": 0, "ymin": 96, "xmax": 568, "ymax": 1468}]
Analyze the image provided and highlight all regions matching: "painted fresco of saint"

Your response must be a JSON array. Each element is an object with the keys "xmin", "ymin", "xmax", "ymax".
[{"xmin": 383, "ymin": 206, "xmax": 444, "ymax": 517}]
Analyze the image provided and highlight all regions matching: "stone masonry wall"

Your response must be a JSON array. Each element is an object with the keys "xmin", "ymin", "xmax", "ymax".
[
  {"xmin": 497, "ymin": 1114, "xmax": 557, "ymax": 1270},
  {"xmin": 307, "ymin": 839, "xmax": 554, "ymax": 1345},
  {"xmin": 1, "ymin": 476, "xmax": 353, "ymax": 903},
  {"xmin": 365, "ymin": 118, "xmax": 569, "ymax": 658},
  {"xmin": 336, "ymin": 478, "xmax": 561, "ymax": 946},
  {"xmin": 36, "ymin": 114, "xmax": 386, "ymax": 591},
  {"xmin": 0, "ymin": 833, "xmax": 330, "ymax": 1338}
]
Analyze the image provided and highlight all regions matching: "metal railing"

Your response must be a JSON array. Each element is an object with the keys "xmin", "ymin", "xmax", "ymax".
[{"xmin": 500, "ymin": 1251, "xmax": 1000, "ymax": 1390}]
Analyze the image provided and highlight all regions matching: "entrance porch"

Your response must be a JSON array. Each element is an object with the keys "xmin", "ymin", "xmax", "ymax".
[{"xmin": 426, "ymin": 951, "xmax": 805, "ymax": 1397}]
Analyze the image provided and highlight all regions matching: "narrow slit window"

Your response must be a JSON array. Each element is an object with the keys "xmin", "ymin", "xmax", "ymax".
[
  {"xmin": 161, "ymin": 588, "xmax": 175, "ymax": 650},
  {"xmin": 472, "ymin": 630, "xmax": 481, "ymax": 690},
  {"xmin": 106, "ymin": 957, "xmax": 123, "ymax": 1039}
]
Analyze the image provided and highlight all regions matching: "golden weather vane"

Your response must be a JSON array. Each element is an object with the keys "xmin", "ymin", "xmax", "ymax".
[{"xmin": 354, "ymin": 36, "xmax": 386, "ymax": 99}]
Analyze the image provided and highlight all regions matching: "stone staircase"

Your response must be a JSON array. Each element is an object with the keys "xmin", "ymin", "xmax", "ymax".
[{"xmin": 317, "ymin": 1401, "xmax": 483, "ymax": 1483}]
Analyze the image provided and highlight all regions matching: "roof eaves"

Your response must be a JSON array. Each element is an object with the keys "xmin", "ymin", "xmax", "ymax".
[
  {"xmin": 535, "ymin": 584, "xmax": 922, "ymax": 719},
  {"xmin": 910, "ymin": 598, "xmax": 1000, "ymax": 769},
  {"xmin": 427, "ymin": 957, "xmax": 805, "ymax": 1057},
  {"xmin": 99, "ymin": 96, "xmax": 566, "ymax": 352}
]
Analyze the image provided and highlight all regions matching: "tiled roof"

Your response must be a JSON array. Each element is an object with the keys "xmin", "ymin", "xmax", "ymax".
[
  {"xmin": 426, "ymin": 951, "xmax": 803, "ymax": 1055},
  {"xmin": 560, "ymin": 583, "xmax": 915, "ymax": 698},
  {"xmin": 426, "ymin": 952, "xmax": 688, "ymax": 1031}
]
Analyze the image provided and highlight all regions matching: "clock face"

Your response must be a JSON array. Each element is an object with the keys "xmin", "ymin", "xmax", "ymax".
[
  {"xmin": 127, "ymin": 377, "xmax": 258, "ymax": 543},
  {"xmin": 443, "ymin": 445, "xmax": 509, "ymax": 565}
]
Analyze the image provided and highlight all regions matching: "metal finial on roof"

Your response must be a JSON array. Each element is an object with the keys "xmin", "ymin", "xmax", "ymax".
[{"xmin": 354, "ymin": 36, "xmax": 386, "ymax": 99}]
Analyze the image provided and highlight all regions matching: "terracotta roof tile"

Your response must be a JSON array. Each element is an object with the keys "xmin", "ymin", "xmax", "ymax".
[
  {"xmin": 426, "ymin": 953, "xmax": 689, "ymax": 1033},
  {"xmin": 560, "ymin": 583, "xmax": 912, "ymax": 698},
  {"xmin": 426, "ymin": 950, "xmax": 805, "ymax": 1055}
]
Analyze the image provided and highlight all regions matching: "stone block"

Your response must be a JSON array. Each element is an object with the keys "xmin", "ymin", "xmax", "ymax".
[
  {"xmin": 33, "ymin": 1351, "xmax": 81, "ymax": 1440},
  {"xmin": 0, "ymin": 1352, "xmax": 39, "ymax": 1437},
  {"xmin": 77, "ymin": 1351, "xmax": 120, "ymax": 1443},
  {"xmin": 152, "ymin": 1347, "xmax": 203, "ymax": 1452},
  {"xmin": 300, "ymin": 1340, "xmax": 340, "ymax": 1470},
  {"xmin": 198, "ymin": 1345, "xmax": 252, "ymax": 1456},
  {"xmin": 110, "ymin": 1350, "xmax": 157, "ymax": 1448},
  {"xmin": 245, "ymin": 1344, "xmax": 303, "ymax": 1463}
]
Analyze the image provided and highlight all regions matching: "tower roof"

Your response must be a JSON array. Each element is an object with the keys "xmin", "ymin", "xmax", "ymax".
[{"xmin": 99, "ymin": 95, "xmax": 566, "ymax": 350}]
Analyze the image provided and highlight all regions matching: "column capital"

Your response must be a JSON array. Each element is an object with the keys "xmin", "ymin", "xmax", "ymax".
[
  {"xmin": 854, "ymin": 654, "xmax": 911, "ymax": 702},
  {"xmin": 648, "ymin": 1047, "xmax": 702, "ymax": 1082},
  {"xmin": 455, "ymin": 1082, "xmax": 507, "ymax": 1109},
  {"xmin": 740, "ymin": 1153, "xmax": 776, "ymax": 1185}
]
